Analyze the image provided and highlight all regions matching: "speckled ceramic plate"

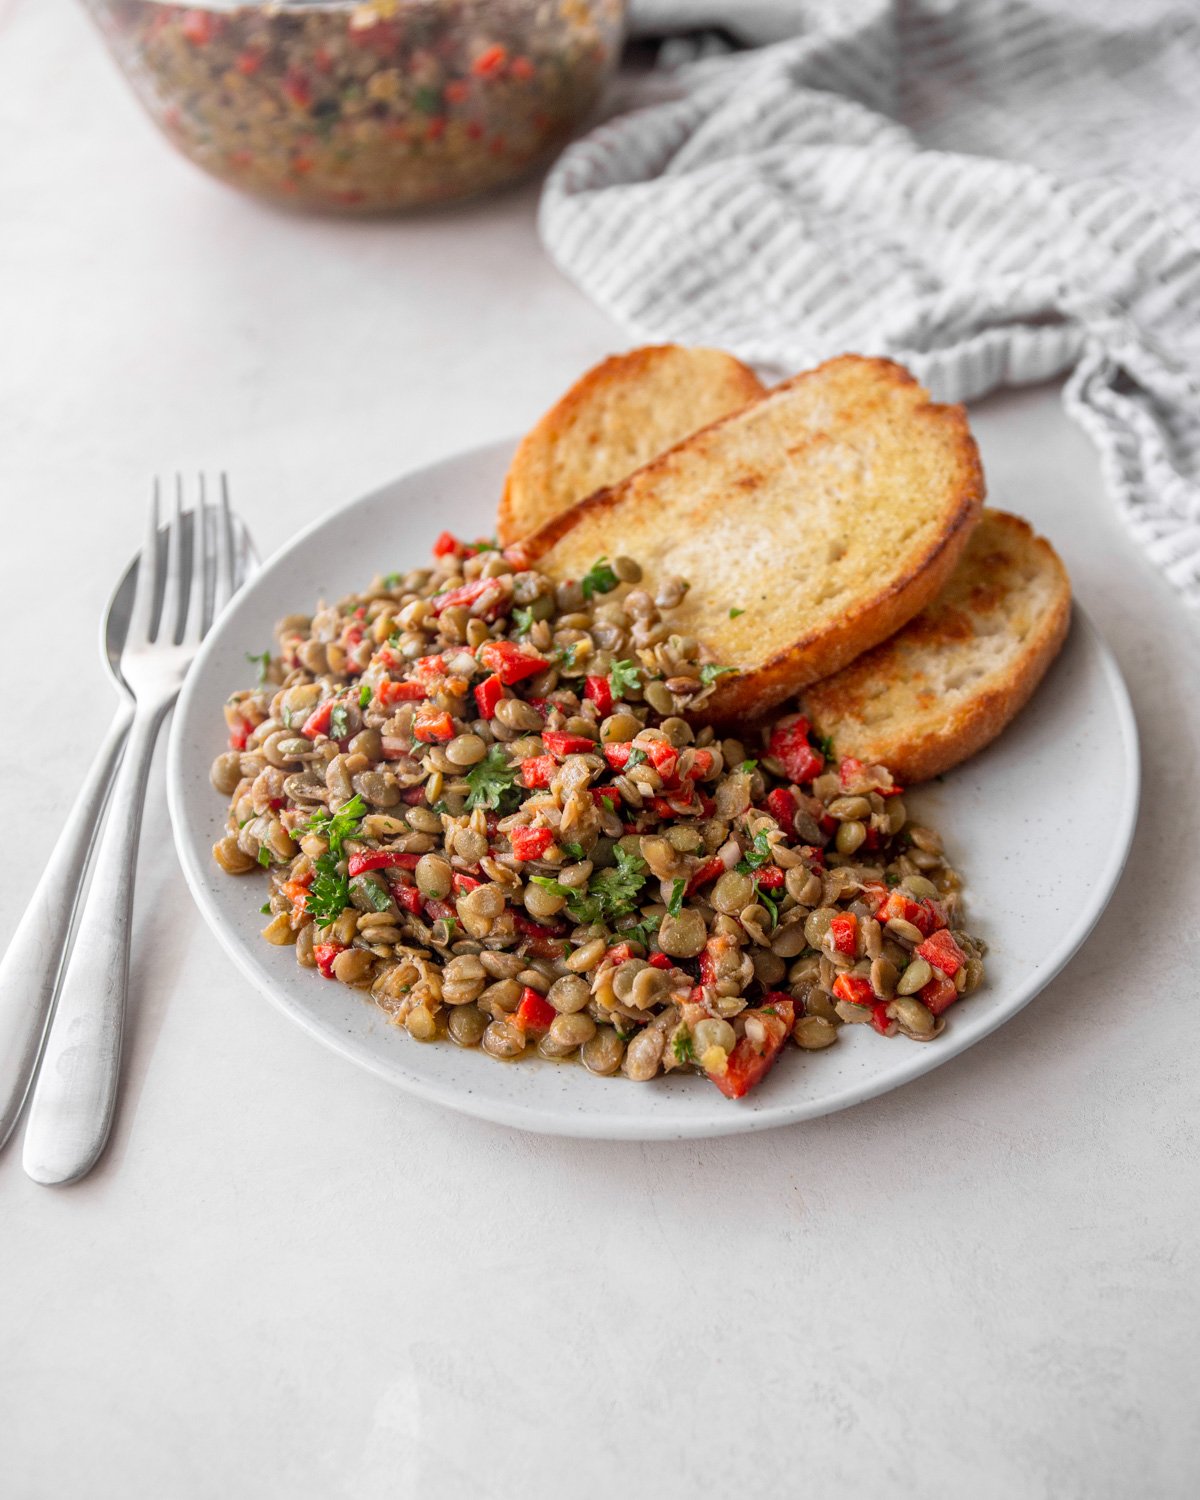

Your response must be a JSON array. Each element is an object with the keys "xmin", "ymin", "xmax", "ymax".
[{"xmin": 167, "ymin": 440, "xmax": 1140, "ymax": 1140}]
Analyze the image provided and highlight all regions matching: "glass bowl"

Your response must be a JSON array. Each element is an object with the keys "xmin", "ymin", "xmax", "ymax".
[{"xmin": 84, "ymin": 0, "xmax": 626, "ymax": 212}]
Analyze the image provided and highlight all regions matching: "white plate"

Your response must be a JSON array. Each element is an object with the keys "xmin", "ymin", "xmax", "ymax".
[{"xmin": 167, "ymin": 441, "xmax": 1140, "ymax": 1140}]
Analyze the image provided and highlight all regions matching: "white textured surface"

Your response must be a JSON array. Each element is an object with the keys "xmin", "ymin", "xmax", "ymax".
[{"xmin": 1, "ymin": 3, "xmax": 1199, "ymax": 1497}]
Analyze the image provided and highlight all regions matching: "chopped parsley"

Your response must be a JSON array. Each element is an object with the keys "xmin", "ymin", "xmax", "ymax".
[
  {"xmin": 302, "ymin": 794, "xmax": 367, "ymax": 924},
  {"xmin": 359, "ymin": 683, "xmax": 372, "ymax": 709},
  {"xmin": 581, "ymin": 557, "xmax": 619, "ymax": 600},
  {"xmin": 531, "ymin": 846, "xmax": 647, "ymax": 926},
  {"xmin": 382, "ymin": 572, "xmax": 403, "ymax": 589},
  {"xmin": 729, "ymin": 607, "xmax": 745, "ymax": 619},
  {"xmin": 810, "ymin": 730, "xmax": 836, "ymax": 759},
  {"xmin": 352, "ymin": 875, "xmax": 393, "ymax": 913},
  {"xmin": 512, "ymin": 605, "xmax": 535, "ymax": 637},
  {"xmin": 736, "ymin": 829, "xmax": 774, "ymax": 874},
  {"xmin": 245, "ymin": 649, "xmax": 271, "ymax": 685},
  {"xmin": 625, "ymin": 746, "xmax": 648, "ymax": 770},
  {"xmin": 564, "ymin": 841, "xmax": 585, "ymax": 859},
  {"xmin": 609, "ymin": 659, "xmax": 642, "ymax": 699},
  {"xmin": 739, "ymin": 759, "xmax": 758, "ymax": 774},
  {"xmin": 885, "ymin": 870, "xmax": 901, "ymax": 887},
  {"xmin": 672, "ymin": 1027, "xmax": 696, "ymax": 1066},
  {"xmin": 757, "ymin": 888, "xmax": 780, "ymax": 930},
  {"xmin": 257, "ymin": 846, "xmax": 273, "ymax": 868},
  {"xmin": 260, "ymin": 900, "xmax": 272, "ymax": 915},
  {"xmin": 464, "ymin": 745, "xmax": 520, "ymax": 812},
  {"xmin": 667, "ymin": 877, "xmax": 686, "ymax": 918},
  {"xmin": 699, "ymin": 663, "xmax": 736, "ymax": 686},
  {"xmin": 330, "ymin": 704, "xmax": 350, "ymax": 740},
  {"xmin": 557, "ymin": 643, "xmax": 579, "ymax": 670}
]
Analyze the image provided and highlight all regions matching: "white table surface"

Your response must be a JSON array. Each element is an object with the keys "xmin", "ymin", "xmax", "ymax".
[{"xmin": 3, "ymin": 5, "xmax": 1199, "ymax": 1498}]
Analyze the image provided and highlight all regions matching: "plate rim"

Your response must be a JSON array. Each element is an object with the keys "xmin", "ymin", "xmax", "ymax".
[{"xmin": 166, "ymin": 439, "xmax": 1142, "ymax": 1140}]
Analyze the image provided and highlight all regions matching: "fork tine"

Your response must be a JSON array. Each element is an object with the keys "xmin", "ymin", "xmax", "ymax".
[
  {"xmin": 214, "ymin": 473, "xmax": 236, "ymax": 616},
  {"xmin": 126, "ymin": 478, "xmax": 161, "ymax": 647},
  {"xmin": 183, "ymin": 475, "xmax": 210, "ymax": 645},
  {"xmin": 157, "ymin": 474, "xmax": 187, "ymax": 646}
]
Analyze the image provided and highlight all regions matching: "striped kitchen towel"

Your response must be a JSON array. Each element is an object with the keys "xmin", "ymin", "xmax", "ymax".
[{"xmin": 540, "ymin": 0, "xmax": 1200, "ymax": 607}]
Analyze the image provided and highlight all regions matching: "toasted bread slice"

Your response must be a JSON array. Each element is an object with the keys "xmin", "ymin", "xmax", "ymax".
[
  {"xmin": 498, "ymin": 345, "xmax": 765, "ymax": 544},
  {"xmin": 800, "ymin": 510, "xmax": 1071, "ymax": 782},
  {"xmin": 519, "ymin": 355, "xmax": 985, "ymax": 722}
]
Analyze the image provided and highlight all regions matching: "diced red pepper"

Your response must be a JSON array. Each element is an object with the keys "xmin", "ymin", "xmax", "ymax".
[
  {"xmin": 413, "ymin": 706, "xmax": 454, "ymax": 743},
  {"xmin": 313, "ymin": 942, "xmax": 345, "ymax": 979},
  {"xmin": 861, "ymin": 881, "xmax": 891, "ymax": 919},
  {"xmin": 347, "ymin": 850, "xmax": 420, "ymax": 878},
  {"xmin": 591, "ymin": 787, "xmax": 620, "ymax": 809},
  {"xmin": 181, "ymin": 10, "xmax": 219, "ymax": 45},
  {"xmin": 645, "ymin": 740, "xmax": 679, "ymax": 783},
  {"xmin": 341, "ymin": 625, "xmax": 365, "ymax": 674},
  {"xmin": 235, "ymin": 48, "xmax": 263, "ymax": 75},
  {"xmin": 429, "ymin": 577, "xmax": 504, "ymax": 616},
  {"xmin": 393, "ymin": 884, "xmax": 423, "ymax": 915},
  {"xmin": 509, "ymin": 826, "xmax": 555, "ymax": 861},
  {"xmin": 472, "ymin": 43, "xmax": 508, "ymax": 76},
  {"xmin": 432, "ymin": 530, "xmax": 461, "ymax": 557},
  {"xmin": 281, "ymin": 877, "xmax": 311, "ymax": 915},
  {"xmin": 474, "ymin": 673, "xmax": 504, "ymax": 719},
  {"xmin": 227, "ymin": 714, "xmax": 252, "ymax": 751},
  {"xmin": 684, "ymin": 749, "xmax": 715, "ymax": 780},
  {"xmin": 300, "ymin": 700, "xmax": 334, "ymax": 739},
  {"xmin": 584, "ymin": 675, "xmax": 613, "ymax": 715},
  {"xmin": 399, "ymin": 786, "xmax": 427, "ymax": 805},
  {"xmin": 520, "ymin": 755, "xmax": 556, "ymax": 789},
  {"xmin": 647, "ymin": 952, "xmax": 674, "ymax": 970},
  {"xmin": 764, "ymin": 787, "xmax": 797, "ymax": 829},
  {"xmin": 698, "ymin": 932, "xmax": 739, "ymax": 989},
  {"xmin": 839, "ymin": 756, "xmax": 865, "ymax": 790},
  {"xmin": 414, "ymin": 653, "xmax": 446, "ymax": 678},
  {"xmin": 708, "ymin": 996, "xmax": 795, "ymax": 1100},
  {"xmin": 921, "ymin": 974, "xmax": 959, "ymax": 1017},
  {"xmin": 512, "ymin": 912, "xmax": 564, "ymax": 940},
  {"xmin": 542, "ymin": 730, "xmax": 597, "ymax": 758},
  {"xmin": 880, "ymin": 890, "xmax": 945, "ymax": 936},
  {"xmin": 870, "ymin": 1002, "xmax": 894, "ymax": 1036},
  {"xmin": 423, "ymin": 898, "xmax": 455, "ymax": 924},
  {"xmin": 451, "ymin": 872, "xmax": 482, "ymax": 895},
  {"xmin": 478, "ymin": 639, "xmax": 551, "ymax": 684},
  {"xmin": 603, "ymin": 742, "xmax": 634, "ymax": 771},
  {"xmin": 512, "ymin": 987, "xmax": 556, "ymax": 1032},
  {"xmin": 605, "ymin": 942, "xmax": 637, "ymax": 965},
  {"xmin": 829, "ymin": 911, "xmax": 859, "ymax": 957},
  {"xmin": 832, "ymin": 972, "xmax": 875, "ymax": 1008},
  {"xmin": 510, "ymin": 54, "xmax": 535, "ymax": 81},
  {"xmin": 768, "ymin": 716, "xmax": 825, "ymax": 786},
  {"xmin": 754, "ymin": 865, "xmax": 785, "ymax": 891},
  {"xmin": 686, "ymin": 856, "xmax": 726, "ymax": 896},
  {"xmin": 377, "ymin": 678, "xmax": 427, "ymax": 706},
  {"xmin": 917, "ymin": 928, "xmax": 967, "ymax": 977}
]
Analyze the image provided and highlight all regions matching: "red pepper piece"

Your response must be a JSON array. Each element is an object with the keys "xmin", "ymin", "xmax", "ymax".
[
  {"xmin": 414, "ymin": 653, "xmax": 446, "ymax": 678},
  {"xmin": 684, "ymin": 748, "xmax": 715, "ymax": 780},
  {"xmin": 474, "ymin": 673, "xmax": 504, "ymax": 719},
  {"xmin": 393, "ymin": 884, "xmax": 423, "ymax": 915},
  {"xmin": 753, "ymin": 865, "xmax": 785, "ymax": 892},
  {"xmin": 832, "ymin": 972, "xmax": 875, "ymax": 1007},
  {"xmin": 472, "ymin": 42, "xmax": 508, "ymax": 76},
  {"xmin": 227, "ymin": 715, "xmax": 252, "ymax": 752},
  {"xmin": 512, "ymin": 911, "xmax": 564, "ymax": 940},
  {"xmin": 510, "ymin": 826, "xmax": 555, "ymax": 861},
  {"xmin": 341, "ymin": 625, "xmax": 365, "ymax": 674},
  {"xmin": 542, "ymin": 729, "xmax": 598, "ymax": 758},
  {"xmin": 698, "ymin": 932, "xmax": 739, "ymax": 988},
  {"xmin": 921, "ymin": 974, "xmax": 959, "ymax": 1017},
  {"xmin": 861, "ymin": 881, "xmax": 891, "ymax": 919},
  {"xmin": 647, "ymin": 952, "xmax": 674, "ymax": 971},
  {"xmin": 769, "ymin": 716, "xmax": 825, "ymax": 785},
  {"xmin": 605, "ymin": 942, "xmax": 637, "ymax": 965},
  {"xmin": 313, "ymin": 942, "xmax": 344, "ymax": 979},
  {"xmin": 300, "ymin": 700, "xmax": 334, "ymax": 739},
  {"xmin": 377, "ymin": 679, "xmax": 427, "ymax": 706},
  {"xmin": 429, "ymin": 577, "xmax": 504, "ymax": 616},
  {"xmin": 829, "ymin": 911, "xmax": 859, "ymax": 957},
  {"xmin": 478, "ymin": 639, "xmax": 551, "ymax": 684},
  {"xmin": 281, "ymin": 878, "xmax": 311, "ymax": 915},
  {"xmin": 591, "ymin": 787, "xmax": 620, "ymax": 809},
  {"xmin": 423, "ymin": 898, "xmax": 455, "ymax": 924},
  {"xmin": 644, "ymin": 740, "xmax": 679, "ymax": 783},
  {"xmin": 584, "ymin": 675, "xmax": 613, "ymax": 716},
  {"xmin": 182, "ymin": 10, "xmax": 220, "ymax": 46},
  {"xmin": 603, "ymin": 742, "xmax": 633, "ymax": 771},
  {"xmin": 880, "ymin": 891, "xmax": 944, "ymax": 937},
  {"xmin": 512, "ymin": 987, "xmax": 556, "ymax": 1032},
  {"xmin": 686, "ymin": 856, "xmax": 726, "ymax": 896},
  {"xmin": 347, "ymin": 850, "xmax": 421, "ymax": 878},
  {"xmin": 432, "ymin": 530, "xmax": 461, "ymax": 557},
  {"xmin": 413, "ymin": 706, "xmax": 454, "ymax": 743},
  {"xmin": 917, "ymin": 928, "xmax": 967, "ymax": 977},
  {"xmin": 520, "ymin": 755, "xmax": 556, "ymax": 789},
  {"xmin": 451, "ymin": 872, "xmax": 482, "ymax": 895},
  {"xmin": 839, "ymin": 756, "xmax": 865, "ymax": 790},
  {"xmin": 870, "ymin": 1002, "xmax": 894, "ymax": 1036},
  {"xmin": 399, "ymin": 786, "xmax": 426, "ymax": 805},
  {"xmin": 708, "ymin": 996, "xmax": 795, "ymax": 1100},
  {"xmin": 764, "ymin": 787, "xmax": 797, "ymax": 829}
]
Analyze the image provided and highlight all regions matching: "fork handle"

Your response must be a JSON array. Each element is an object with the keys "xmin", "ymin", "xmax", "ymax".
[
  {"xmin": 0, "ymin": 703, "xmax": 134, "ymax": 1151},
  {"xmin": 22, "ymin": 700, "xmax": 172, "ymax": 1185}
]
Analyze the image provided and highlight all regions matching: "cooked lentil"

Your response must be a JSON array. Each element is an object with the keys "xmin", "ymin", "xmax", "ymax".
[{"xmin": 214, "ymin": 529, "xmax": 986, "ymax": 1100}]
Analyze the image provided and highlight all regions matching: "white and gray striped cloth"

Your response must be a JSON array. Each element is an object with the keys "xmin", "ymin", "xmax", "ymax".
[{"xmin": 539, "ymin": 0, "xmax": 1200, "ymax": 608}]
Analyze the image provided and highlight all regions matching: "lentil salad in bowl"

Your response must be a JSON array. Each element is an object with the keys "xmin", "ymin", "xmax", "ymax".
[{"xmin": 166, "ymin": 441, "xmax": 1138, "ymax": 1138}]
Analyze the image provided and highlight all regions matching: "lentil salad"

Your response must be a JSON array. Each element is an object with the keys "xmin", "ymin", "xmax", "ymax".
[{"xmin": 211, "ymin": 532, "xmax": 985, "ymax": 1099}]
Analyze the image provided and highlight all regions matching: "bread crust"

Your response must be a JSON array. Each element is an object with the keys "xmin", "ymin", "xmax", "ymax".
[
  {"xmin": 800, "ymin": 510, "xmax": 1072, "ymax": 782},
  {"xmin": 498, "ymin": 345, "xmax": 765, "ymax": 545},
  {"xmin": 521, "ymin": 355, "xmax": 986, "ymax": 723}
]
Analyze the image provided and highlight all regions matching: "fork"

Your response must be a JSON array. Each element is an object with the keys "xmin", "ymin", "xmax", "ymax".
[{"xmin": 22, "ymin": 477, "xmax": 241, "ymax": 1185}]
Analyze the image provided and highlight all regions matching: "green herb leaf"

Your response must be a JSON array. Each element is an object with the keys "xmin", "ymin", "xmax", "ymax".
[
  {"xmin": 758, "ymin": 889, "xmax": 780, "ymax": 930},
  {"xmin": 739, "ymin": 759, "xmax": 757, "ymax": 774},
  {"xmin": 301, "ymin": 795, "xmax": 367, "ymax": 925},
  {"xmin": 512, "ymin": 606, "xmax": 535, "ymax": 637},
  {"xmin": 257, "ymin": 846, "xmax": 272, "ymax": 868},
  {"xmin": 352, "ymin": 874, "xmax": 394, "ymax": 913},
  {"xmin": 609, "ymin": 659, "xmax": 642, "ymax": 699},
  {"xmin": 667, "ymin": 877, "xmax": 686, "ymax": 918},
  {"xmin": 557, "ymin": 643, "xmax": 579, "ymax": 670},
  {"xmin": 382, "ymin": 572, "xmax": 402, "ymax": 589},
  {"xmin": 564, "ymin": 842, "xmax": 585, "ymax": 859},
  {"xmin": 736, "ymin": 829, "xmax": 774, "ymax": 874},
  {"xmin": 625, "ymin": 746, "xmax": 647, "ymax": 770},
  {"xmin": 330, "ymin": 704, "xmax": 350, "ymax": 740},
  {"xmin": 359, "ymin": 683, "xmax": 372, "ymax": 709},
  {"xmin": 245, "ymin": 649, "xmax": 271, "ymax": 685},
  {"xmin": 672, "ymin": 1026, "xmax": 696, "ymax": 1066},
  {"xmin": 532, "ymin": 846, "xmax": 647, "ymax": 926},
  {"xmin": 581, "ymin": 557, "xmax": 619, "ymax": 600},
  {"xmin": 810, "ymin": 730, "xmax": 836, "ymax": 759},
  {"xmin": 885, "ymin": 870, "xmax": 901, "ymax": 887},
  {"xmin": 729, "ymin": 607, "xmax": 745, "ymax": 619},
  {"xmin": 699, "ymin": 663, "xmax": 736, "ymax": 686},
  {"xmin": 465, "ymin": 745, "xmax": 520, "ymax": 812},
  {"xmin": 260, "ymin": 900, "xmax": 272, "ymax": 914}
]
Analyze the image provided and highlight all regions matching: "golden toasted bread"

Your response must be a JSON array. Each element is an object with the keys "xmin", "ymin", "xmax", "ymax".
[
  {"xmin": 800, "ymin": 510, "xmax": 1071, "ymax": 782},
  {"xmin": 497, "ymin": 345, "xmax": 765, "ymax": 544},
  {"xmin": 518, "ymin": 355, "xmax": 985, "ymax": 723}
]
